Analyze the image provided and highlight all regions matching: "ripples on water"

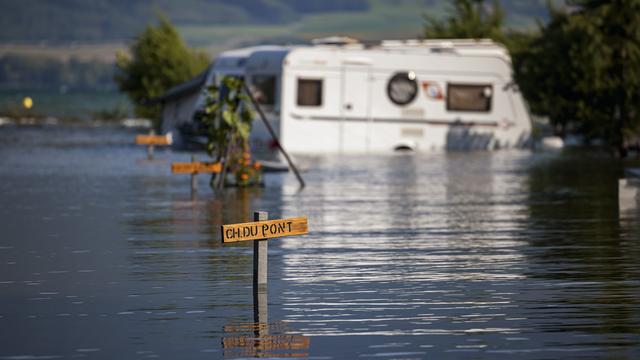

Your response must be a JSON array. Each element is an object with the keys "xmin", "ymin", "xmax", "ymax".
[{"xmin": 0, "ymin": 126, "xmax": 639, "ymax": 359}]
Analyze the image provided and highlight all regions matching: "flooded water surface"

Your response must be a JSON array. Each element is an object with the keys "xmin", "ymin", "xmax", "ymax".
[{"xmin": 0, "ymin": 126, "xmax": 639, "ymax": 359}]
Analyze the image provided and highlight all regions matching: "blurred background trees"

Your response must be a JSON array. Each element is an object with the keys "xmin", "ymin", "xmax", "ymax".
[
  {"xmin": 517, "ymin": 0, "xmax": 640, "ymax": 156},
  {"xmin": 424, "ymin": 0, "xmax": 640, "ymax": 156},
  {"xmin": 424, "ymin": 0, "xmax": 505, "ymax": 41},
  {"xmin": 114, "ymin": 14, "xmax": 209, "ymax": 122}
]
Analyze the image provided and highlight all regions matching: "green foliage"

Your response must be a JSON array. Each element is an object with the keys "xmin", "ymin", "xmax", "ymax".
[
  {"xmin": 567, "ymin": 0, "xmax": 640, "ymax": 151},
  {"xmin": 198, "ymin": 77, "xmax": 253, "ymax": 159},
  {"xmin": 516, "ymin": 0, "xmax": 640, "ymax": 153},
  {"xmin": 0, "ymin": 0, "xmax": 564, "ymax": 44},
  {"xmin": 114, "ymin": 14, "xmax": 209, "ymax": 121},
  {"xmin": 514, "ymin": 6, "xmax": 579, "ymax": 134},
  {"xmin": 421, "ymin": 0, "xmax": 544, "ymax": 57},
  {"xmin": 424, "ymin": 0, "xmax": 506, "ymax": 41},
  {"xmin": 196, "ymin": 76, "xmax": 261, "ymax": 188}
]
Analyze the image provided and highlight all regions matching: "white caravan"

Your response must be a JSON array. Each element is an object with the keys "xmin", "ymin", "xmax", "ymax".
[{"xmin": 213, "ymin": 39, "xmax": 532, "ymax": 154}]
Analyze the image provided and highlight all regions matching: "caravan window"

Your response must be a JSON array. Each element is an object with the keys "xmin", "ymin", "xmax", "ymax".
[
  {"xmin": 297, "ymin": 79, "xmax": 323, "ymax": 107},
  {"xmin": 387, "ymin": 72, "xmax": 418, "ymax": 106},
  {"xmin": 251, "ymin": 75, "xmax": 276, "ymax": 106},
  {"xmin": 447, "ymin": 84, "xmax": 493, "ymax": 112}
]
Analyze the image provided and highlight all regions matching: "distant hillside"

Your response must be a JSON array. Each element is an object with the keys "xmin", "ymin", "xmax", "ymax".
[
  {"xmin": 0, "ymin": 0, "xmax": 556, "ymax": 44},
  {"xmin": 0, "ymin": 0, "xmax": 368, "ymax": 43}
]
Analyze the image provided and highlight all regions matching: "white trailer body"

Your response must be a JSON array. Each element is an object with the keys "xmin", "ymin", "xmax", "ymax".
[{"xmin": 221, "ymin": 40, "xmax": 532, "ymax": 154}]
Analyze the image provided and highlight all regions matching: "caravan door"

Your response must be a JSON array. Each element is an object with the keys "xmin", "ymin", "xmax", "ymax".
[{"xmin": 340, "ymin": 60, "xmax": 372, "ymax": 153}]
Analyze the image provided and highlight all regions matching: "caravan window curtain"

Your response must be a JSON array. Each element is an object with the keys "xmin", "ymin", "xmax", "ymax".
[
  {"xmin": 447, "ymin": 84, "xmax": 493, "ymax": 112},
  {"xmin": 297, "ymin": 79, "xmax": 323, "ymax": 107}
]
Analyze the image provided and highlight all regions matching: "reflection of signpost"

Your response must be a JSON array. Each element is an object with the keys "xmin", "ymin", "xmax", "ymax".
[
  {"xmin": 135, "ymin": 131, "xmax": 172, "ymax": 159},
  {"xmin": 222, "ymin": 329, "xmax": 310, "ymax": 358},
  {"xmin": 171, "ymin": 156, "xmax": 221, "ymax": 197}
]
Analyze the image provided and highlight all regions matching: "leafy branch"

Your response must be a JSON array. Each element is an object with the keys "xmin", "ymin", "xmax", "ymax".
[{"xmin": 196, "ymin": 76, "xmax": 262, "ymax": 188}]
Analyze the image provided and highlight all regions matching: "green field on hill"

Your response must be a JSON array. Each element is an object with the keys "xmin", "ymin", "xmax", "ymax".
[
  {"xmin": 180, "ymin": 0, "xmax": 450, "ymax": 49},
  {"xmin": 0, "ymin": 0, "xmax": 551, "ymax": 60}
]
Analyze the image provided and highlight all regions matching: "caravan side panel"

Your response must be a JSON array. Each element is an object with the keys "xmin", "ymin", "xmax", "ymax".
[
  {"xmin": 281, "ymin": 66, "xmax": 344, "ymax": 153},
  {"xmin": 279, "ymin": 46, "xmax": 532, "ymax": 154}
]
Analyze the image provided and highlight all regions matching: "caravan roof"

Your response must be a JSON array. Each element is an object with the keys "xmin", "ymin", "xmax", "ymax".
[
  {"xmin": 377, "ymin": 39, "xmax": 511, "ymax": 62},
  {"xmin": 213, "ymin": 45, "xmax": 288, "ymax": 76},
  {"xmin": 215, "ymin": 38, "xmax": 511, "ymax": 78}
]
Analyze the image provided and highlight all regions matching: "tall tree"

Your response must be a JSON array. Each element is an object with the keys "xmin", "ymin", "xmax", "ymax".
[
  {"xmin": 517, "ymin": 0, "xmax": 640, "ymax": 155},
  {"xmin": 514, "ymin": 5, "xmax": 580, "ymax": 138},
  {"xmin": 566, "ymin": 0, "xmax": 640, "ymax": 155},
  {"xmin": 115, "ymin": 13, "xmax": 209, "ymax": 122},
  {"xmin": 424, "ymin": 0, "xmax": 506, "ymax": 42}
]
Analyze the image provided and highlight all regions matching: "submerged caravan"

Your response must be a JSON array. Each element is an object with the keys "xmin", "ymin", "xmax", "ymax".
[{"xmin": 159, "ymin": 38, "xmax": 533, "ymax": 154}]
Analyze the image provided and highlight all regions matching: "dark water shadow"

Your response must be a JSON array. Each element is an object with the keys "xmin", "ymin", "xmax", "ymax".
[{"xmin": 524, "ymin": 152, "xmax": 640, "ymax": 341}]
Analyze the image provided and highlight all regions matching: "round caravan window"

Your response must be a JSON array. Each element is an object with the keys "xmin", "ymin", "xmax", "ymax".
[{"xmin": 387, "ymin": 72, "xmax": 418, "ymax": 105}]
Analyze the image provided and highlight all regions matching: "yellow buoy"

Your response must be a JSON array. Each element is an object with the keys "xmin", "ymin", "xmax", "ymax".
[{"xmin": 23, "ymin": 96, "xmax": 33, "ymax": 109}]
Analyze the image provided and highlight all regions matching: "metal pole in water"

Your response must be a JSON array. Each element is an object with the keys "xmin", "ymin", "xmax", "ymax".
[
  {"xmin": 253, "ymin": 211, "xmax": 268, "ymax": 289},
  {"xmin": 253, "ymin": 282, "xmax": 269, "ymax": 334},
  {"xmin": 253, "ymin": 211, "xmax": 269, "ymax": 331},
  {"xmin": 147, "ymin": 129, "xmax": 155, "ymax": 160},
  {"xmin": 190, "ymin": 155, "xmax": 197, "ymax": 198}
]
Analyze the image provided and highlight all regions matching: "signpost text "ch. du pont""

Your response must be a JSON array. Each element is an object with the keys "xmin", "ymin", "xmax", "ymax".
[{"xmin": 221, "ymin": 217, "xmax": 308, "ymax": 243}]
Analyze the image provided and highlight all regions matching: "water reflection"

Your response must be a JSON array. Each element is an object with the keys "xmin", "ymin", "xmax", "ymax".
[
  {"xmin": 278, "ymin": 153, "xmax": 529, "ymax": 352},
  {"xmin": 275, "ymin": 151, "xmax": 639, "ymax": 358},
  {"xmin": 1, "ymin": 127, "xmax": 640, "ymax": 359},
  {"xmin": 524, "ymin": 152, "xmax": 640, "ymax": 350},
  {"xmin": 223, "ymin": 322, "xmax": 310, "ymax": 358},
  {"xmin": 219, "ymin": 209, "xmax": 311, "ymax": 359},
  {"xmin": 222, "ymin": 289, "xmax": 310, "ymax": 358}
]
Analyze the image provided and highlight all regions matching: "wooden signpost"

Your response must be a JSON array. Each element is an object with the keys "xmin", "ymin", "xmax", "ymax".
[
  {"xmin": 221, "ymin": 212, "xmax": 308, "ymax": 288},
  {"xmin": 135, "ymin": 131, "xmax": 172, "ymax": 159},
  {"xmin": 221, "ymin": 212, "xmax": 310, "ymax": 358},
  {"xmin": 171, "ymin": 156, "xmax": 221, "ymax": 197},
  {"xmin": 135, "ymin": 134, "xmax": 172, "ymax": 146},
  {"xmin": 221, "ymin": 217, "xmax": 308, "ymax": 243},
  {"xmin": 171, "ymin": 161, "xmax": 221, "ymax": 175}
]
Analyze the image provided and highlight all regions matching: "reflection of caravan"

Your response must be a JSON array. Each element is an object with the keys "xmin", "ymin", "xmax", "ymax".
[{"xmin": 164, "ymin": 39, "xmax": 533, "ymax": 153}]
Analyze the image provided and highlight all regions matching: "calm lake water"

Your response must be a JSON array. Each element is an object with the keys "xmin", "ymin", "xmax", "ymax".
[{"xmin": 0, "ymin": 125, "xmax": 639, "ymax": 359}]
